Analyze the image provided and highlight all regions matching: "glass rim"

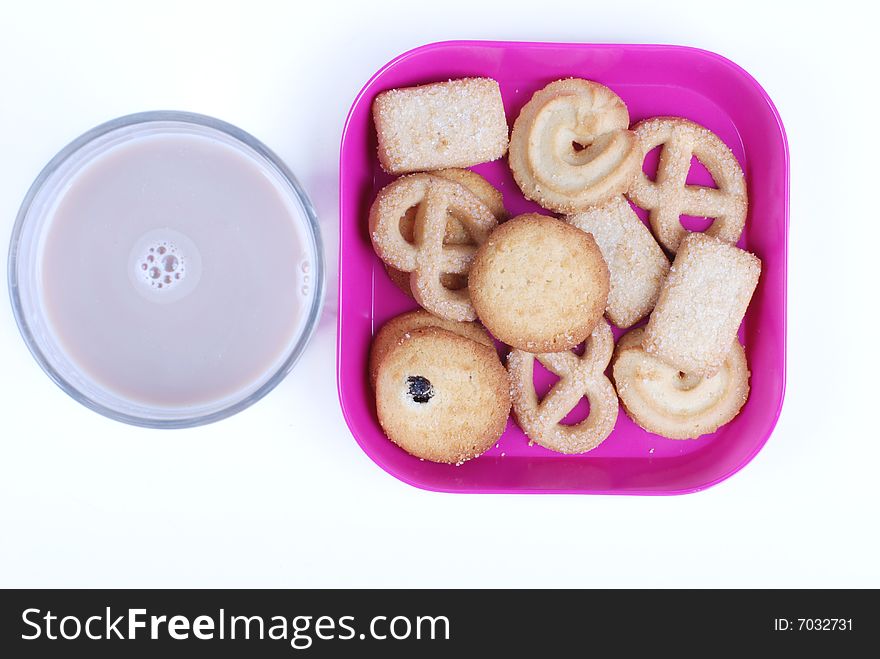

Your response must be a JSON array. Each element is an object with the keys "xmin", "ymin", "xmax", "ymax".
[{"xmin": 7, "ymin": 110, "xmax": 326, "ymax": 429}]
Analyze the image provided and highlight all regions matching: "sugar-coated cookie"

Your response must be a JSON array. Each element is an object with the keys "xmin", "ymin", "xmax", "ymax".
[
  {"xmin": 642, "ymin": 233, "xmax": 761, "ymax": 378},
  {"xmin": 385, "ymin": 266, "xmax": 468, "ymax": 299},
  {"xmin": 372, "ymin": 78, "xmax": 509, "ymax": 174},
  {"xmin": 567, "ymin": 195, "xmax": 669, "ymax": 328},
  {"xmin": 369, "ymin": 173, "xmax": 499, "ymax": 321},
  {"xmin": 375, "ymin": 327, "xmax": 510, "ymax": 464},
  {"xmin": 369, "ymin": 309, "xmax": 494, "ymax": 389},
  {"xmin": 508, "ymin": 78, "xmax": 640, "ymax": 213},
  {"xmin": 507, "ymin": 319, "xmax": 618, "ymax": 454},
  {"xmin": 469, "ymin": 214, "xmax": 609, "ymax": 352},
  {"xmin": 628, "ymin": 117, "xmax": 747, "ymax": 254},
  {"xmin": 613, "ymin": 327, "xmax": 750, "ymax": 439},
  {"xmin": 386, "ymin": 169, "xmax": 507, "ymax": 299}
]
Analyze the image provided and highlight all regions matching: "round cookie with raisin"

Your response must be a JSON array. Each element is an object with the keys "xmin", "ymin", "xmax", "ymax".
[
  {"xmin": 375, "ymin": 327, "xmax": 510, "ymax": 464},
  {"xmin": 369, "ymin": 309, "xmax": 494, "ymax": 389},
  {"xmin": 468, "ymin": 213, "xmax": 610, "ymax": 352}
]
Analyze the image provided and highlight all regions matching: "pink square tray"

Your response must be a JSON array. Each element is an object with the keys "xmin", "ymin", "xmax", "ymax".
[{"xmin": 337, "ymin": 41, "xmax": 788, "ymax": 495}]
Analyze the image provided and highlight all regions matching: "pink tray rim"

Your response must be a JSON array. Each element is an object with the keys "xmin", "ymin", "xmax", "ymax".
[{"xmin": 336, "ymin": 40, "xmax": 789, "ymax": 495}]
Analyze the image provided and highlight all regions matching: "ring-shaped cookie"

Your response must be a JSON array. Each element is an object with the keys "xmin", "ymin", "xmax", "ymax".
[{"xmin": 628, "ymin": 117, "xmax": 747, "ymax": 254}]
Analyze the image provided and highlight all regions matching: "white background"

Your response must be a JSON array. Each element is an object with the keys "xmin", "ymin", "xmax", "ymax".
[{"xmin": 1, "ymin": 0, "xmax": 878, "ymax": 588}]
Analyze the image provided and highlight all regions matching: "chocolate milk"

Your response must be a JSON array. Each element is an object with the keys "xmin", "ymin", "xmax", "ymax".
[{"xmin": 39, "ymin": 132, "xmax": 310, "ymax": 408}]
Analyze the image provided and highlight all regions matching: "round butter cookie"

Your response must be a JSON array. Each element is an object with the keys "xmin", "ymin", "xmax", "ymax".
[
  {"xmin": 612, "ymin": 327, "xmax": 750, "ymax": 439},
  {"xmin": 375, "ymin": 327, "xmax": 510, "ymax": 464},
  {"xmin": 369, "ymin": 309, "xmax": 494, "ymax": 389},
  {"xmin": 468, "ymin": 214, "xmax": 609, "ymax": 352}
]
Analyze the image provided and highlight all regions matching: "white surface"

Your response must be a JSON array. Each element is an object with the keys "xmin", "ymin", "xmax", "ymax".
[{"xmin": 1, "ymin": 0, "xmax": 877, "ymax": 588}]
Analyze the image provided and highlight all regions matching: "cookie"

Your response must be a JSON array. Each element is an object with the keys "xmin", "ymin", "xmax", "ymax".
[
  {"xmin": 508, "ymin": 78, "xmax": 641, "ymax": 213},
  {"xmin": 386, "ymin": 169, "xmax": 507, "ymax": 299},
  {"xmin": 468, "ymin": 214, "xmax": 609, "ymax": 352},
  {"xmin": 372, "ymin": 78, "xmax": 509, "ymax": 174},
  {"xmin": 628, "ymin": 117, "xmax": 747, "ymax": 254},
  {"xmin": 385, "ymin": 266, "xmax": 468, "ymax": 299},
  {"xmin": 369, "ymin": 173, "xmax": 499, "ymax": 321},
  {"xmin": 567, "ymin": 195, "xmax": 670, "ymax": 328},
  {"xmin": 375, "ymin": 327, "xmax": 510, "ymax": 464},
  {"xmin": 642, "ymin": 233, "xmax": 761, "ymax": 378},
  {"xmin": 613, "ymin": 327, "xmax": 750, "ymax": 439},
  {"xmin": 369, "ymin": 309, "xmax": 494, "ymax": 389},
  {"xmin": 507, "ymin": 319, "xmax": 618, "ymax": 454}
]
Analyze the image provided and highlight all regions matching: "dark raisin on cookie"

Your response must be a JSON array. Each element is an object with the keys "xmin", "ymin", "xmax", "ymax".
[{"xmin": 406, "ymin": 375, "xmax": 434, "ymax": 403}]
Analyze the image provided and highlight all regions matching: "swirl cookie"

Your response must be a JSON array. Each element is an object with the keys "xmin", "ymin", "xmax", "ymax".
[
  {"xmin": 369, "ymin": 309, "xmax": 494, "ymax": 389},
  {"xmin": 567, "ymin": 195, "xmax": 670, "ymax": 328},
  {"xmin": 508, "ymin": 78, "xmax": 640, "ymax": 213},
  {"xmin": 372, "ymin": 78, "xmax": 509, "ymax": 174},
  {"xmin": 507, "ymin": 319, "xmax": 618, "ymax": 454},
  {"xmin": 385, "ymin": 169, "xmax": 507, "ymax": 299},
  {"xmin": 375, "ymin": 327, "xmax": 510, "ymax": 464},
  {"xmin": 643, "ymin": 233, "xmax": 761, "ymax": 378},
  {"xmin": 369, "ymin": 173, "xmax": 499, "ymax": 321},
  {"xmin": 628, "ymin": 117, "xmax": 747, "ymax": 254},
  {"xmin": 469, "ymin": 214, "xmax": 609, "ymax": 352},
  {"xmin": 613, "ymin": 328, "xmax": 750, "ymax": 439}
]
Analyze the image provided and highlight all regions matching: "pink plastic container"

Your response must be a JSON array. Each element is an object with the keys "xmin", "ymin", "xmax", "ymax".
[{"xmin": 338, "ymin": 41, "xmax": 788, "ymax": 494}]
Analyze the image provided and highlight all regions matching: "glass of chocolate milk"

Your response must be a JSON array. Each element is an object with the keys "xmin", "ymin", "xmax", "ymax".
[{"xmin": 9, "ymin": 112, "xmax": 324, "ymax": 427}]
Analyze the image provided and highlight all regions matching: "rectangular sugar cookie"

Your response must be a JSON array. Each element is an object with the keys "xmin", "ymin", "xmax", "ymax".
[
  {"xmin": 372, "ymin": 78, "xmax": 509, "ymax": 174},
  {"xmin": 642, "ymin": 233, "xmax": 761, "ymax": 377},
  {"xmin": 567, "ymin": 196, "xmax": 670, "ymax": 328}
]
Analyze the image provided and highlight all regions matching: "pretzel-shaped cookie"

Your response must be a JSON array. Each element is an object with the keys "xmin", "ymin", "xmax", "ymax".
[
  {"xmin": 508, "ymin": 79, "xmax": 641, "ymax": 213},
  {"xmin": 628, "ymin": 117, "xmax": 747, "ymax": 254},
  {"xmin": 370, "ymin": 173, "xmax": 499, "ymax": 321},
  {"xmin": 507, "ymin": 319, "xmax": 618, "ymax": 454},
  {"xmin": 385, "ymin": 169, "xmax": 506, "ymax": 300}
]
